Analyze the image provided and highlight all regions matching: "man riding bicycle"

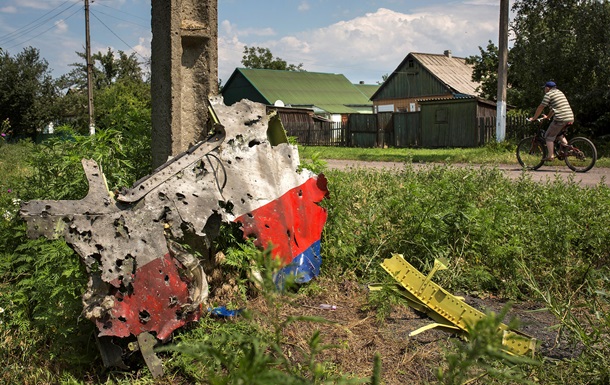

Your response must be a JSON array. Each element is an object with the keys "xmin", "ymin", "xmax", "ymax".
[{"xmin": 528, "ymin": 81, "xmax": 574, "ymax": 162}]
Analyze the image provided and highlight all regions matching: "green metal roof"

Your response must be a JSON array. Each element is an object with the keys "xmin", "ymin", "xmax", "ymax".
[
  {"xmin": 354, "ymin": 83, "xmax": 380, "ymax": 99},
  {"xmin": 223, "ymin": 68, "xmax": 374, "ymax": 114}
]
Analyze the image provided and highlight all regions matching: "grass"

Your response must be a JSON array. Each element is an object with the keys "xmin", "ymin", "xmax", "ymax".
[
  {"xmin": 2, "ymin": 139, "xmax": 610, "ymax": 384},
  {"xmin": 298, "ymin": 142, "xmax": 610, "ymax": 168}
]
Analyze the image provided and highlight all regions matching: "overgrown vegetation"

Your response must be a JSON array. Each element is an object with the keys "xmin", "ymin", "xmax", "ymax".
[
  {"xmin": 161, "ymin": 249, "xmax": 368, "ymax": 385},
  {"xmin": 2, "ymin": 3, "xmax": 610, "ymax": 382},
  {"xmin": 2, "ymin": 135, "xmax": 610, "ymax": 384},
  {"xmin": 466, "ymin": 1, "xmax": 610, "ymax": 138}
]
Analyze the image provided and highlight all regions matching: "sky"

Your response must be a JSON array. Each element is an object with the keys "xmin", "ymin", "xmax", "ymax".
[{"xmin": 0, "ymin": 0, "xmax": 514, "ymax": 85}]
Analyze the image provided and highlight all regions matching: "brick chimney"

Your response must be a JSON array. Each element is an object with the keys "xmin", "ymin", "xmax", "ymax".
[{"xmin": 444, "ymin": 50, "xmax": 452, "ymax": 58}]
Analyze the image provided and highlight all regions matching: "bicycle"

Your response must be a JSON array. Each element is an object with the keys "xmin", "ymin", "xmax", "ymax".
[{"xmin": 516, "ymin": 118, "xmax": 597, "ymax": 173}]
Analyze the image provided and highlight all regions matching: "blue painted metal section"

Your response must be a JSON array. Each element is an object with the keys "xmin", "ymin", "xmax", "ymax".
[{"xmin": 274, "ymin": 240, "xmax": 322, "ymax": 285}]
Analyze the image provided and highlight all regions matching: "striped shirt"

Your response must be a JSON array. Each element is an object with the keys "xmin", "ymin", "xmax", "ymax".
[{"xmin": 541, "ymin": 88, "xmax": 574, "ymax": 122}]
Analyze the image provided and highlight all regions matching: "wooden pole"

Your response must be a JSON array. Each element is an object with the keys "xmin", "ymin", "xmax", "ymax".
[{"xmin": 85, "ymin": 0, "xmax": 95, "ymax": 135}]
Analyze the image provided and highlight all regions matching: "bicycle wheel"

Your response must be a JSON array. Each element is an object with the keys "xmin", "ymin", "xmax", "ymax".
[
  {"xmin": 564, "ymin": 137, "xmax": 597, "ymax": 172},
  {"xmin": 516, "ymin": 137, "xmax": 545, "ymax": 170}
]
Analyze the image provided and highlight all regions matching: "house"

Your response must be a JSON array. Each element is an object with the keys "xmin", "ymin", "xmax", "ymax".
[
  {"xmin": 221, "ymin": 68, "xmax": 378, "ymax": 126},
  {"xmin": 370, "ymin": 50, "xmax": 497, "ymax": 147}
]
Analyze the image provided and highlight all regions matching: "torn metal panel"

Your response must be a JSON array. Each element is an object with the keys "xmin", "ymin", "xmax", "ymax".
[
  {"xmin": 137, "ymin": 332, "xmax": 164, "ymax": 379},
  {"xmin": 235, "ymin": 175, "xmax": 328, "ymax": 283},
  {"xmin": 380, "ymin": 254, "xmax": 537, "ymax": 356},
  {"xmin": 19, "ymin": 98, "xmax": 329, "ymax": 373}
]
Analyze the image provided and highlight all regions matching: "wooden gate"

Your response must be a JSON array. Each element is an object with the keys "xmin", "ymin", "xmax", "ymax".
[{"xmin": 393, "ymin": 112, "xmax": 421, "ymax": 147}]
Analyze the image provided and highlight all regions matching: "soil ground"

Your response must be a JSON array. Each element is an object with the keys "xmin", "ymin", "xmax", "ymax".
[
  {"xmin": 197, "ymin": 160, "xmax": 590, "ymax": 384},
  {"xmin": 244, "ymin": 276, "xmax": 578, "ymax": 385},
  {"xmin": 234, "ymin": 160, "xmax": 592, "ymax": 384}
]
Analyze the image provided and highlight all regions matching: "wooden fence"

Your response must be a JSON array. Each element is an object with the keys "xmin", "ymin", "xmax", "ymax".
[
  {"xmin": 477, "ymin": 115, "xmax": 531, "ymax": 141},
  {"xmin": 285, "ymin": 113, "xmax": 531, "ymax": 148}
]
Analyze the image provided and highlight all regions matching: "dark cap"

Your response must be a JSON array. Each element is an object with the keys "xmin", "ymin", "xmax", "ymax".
[{"xmin": 545, "ymin": 81, "xmax": 556, "ymax": 88}]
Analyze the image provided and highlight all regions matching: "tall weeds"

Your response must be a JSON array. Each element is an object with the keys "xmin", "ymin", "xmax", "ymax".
[
  {"xmin": 2, "ymin": 137, "xmax": 610, "ymax": 383},
  {"xmin": 321, "ymin": 165, "xmax": 610, "ymax": 299}
]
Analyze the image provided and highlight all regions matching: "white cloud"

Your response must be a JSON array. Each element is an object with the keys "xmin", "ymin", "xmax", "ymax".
[
  {"xmin": 54, "ymin": 19, "xmax": 68, "ymax": 34},
  {"xmin": 218, "ymin": 4, "xmax": 501, "ymax": 84},
  {"xmin": 221, "ymin": 20, "xmax": 275, "ymax": 38},
  {"xmin": 218, "ymin": 34, "xmax": 247, "ymax": 82},
  {"xmin": 0, "ymin": 6, "xmax": 17, "ymax": 13},
  {"xmin": 134, "ymin": 36, "xmax": 151, "ymax": 59},
  {"xmin": 298, "ymin": 1, "xmax": 310, "ymax": 12}
]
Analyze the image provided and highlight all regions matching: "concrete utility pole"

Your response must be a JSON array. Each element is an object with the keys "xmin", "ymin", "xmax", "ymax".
[
  {"xmin": 85, "ymin": 0, "xmax": 95, "ymax": 135},
  {"xmin": 151, "ymin": 0, "xmax": 219, "ymax": 168},
  {"xmin": 496, "ymin": 0, "xmax": 508, "ymax": 142},
  {"xmin": 496, "ymin": 0, "xmax": 509, "ymax": 142}
]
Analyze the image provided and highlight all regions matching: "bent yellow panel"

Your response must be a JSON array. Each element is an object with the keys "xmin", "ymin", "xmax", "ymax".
[{"xmin": 381, "ymin": 253, "xmax": 537, "ymax": 356}]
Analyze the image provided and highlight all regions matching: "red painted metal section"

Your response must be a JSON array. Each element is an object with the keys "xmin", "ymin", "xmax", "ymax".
[
  {"xmin": 235, "ymin": 175, "xmax": 329, "ymax": 265},
  {"xmin": 96, "ymin": 253, "xmax": 201, "ymax": 341}
]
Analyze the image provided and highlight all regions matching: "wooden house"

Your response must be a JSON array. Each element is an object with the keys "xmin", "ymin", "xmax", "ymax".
[{"xmin": 371, "ymin": 50, "xmax": 497, "ymax": 147}]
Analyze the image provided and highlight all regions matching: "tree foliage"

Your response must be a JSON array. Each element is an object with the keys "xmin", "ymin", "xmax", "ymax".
[
  {"xmin": 0, "ymin": 47, "xmax": 59, "ymax": 138},
  {"xmin": 466, "ymin": 41, "xmax": 522, "ymax": 112},
  {"xmin": 509, "ymin": 0, "xmax": 610, "ymax": 136},
  {"xmin": 377, "ymin": 73, "xmax": 389, "ymax": 85},
  {"xmin": 56, "ymin": 48, "xmax": 150, "ymax": 133},
  {"xmin": 466, "ymin": 41, "xmax": 500, "ymax": 102},
  {"xmin": 241, "ymin": 46, "xmax": 304, "ymax": 71},
  {"xmin": 466, "ymin": 1, "xmax": 610, "ymax": 136},
  {"xmin": 58, "ymin": 48, "xmax": 145, "ymax": 91}
]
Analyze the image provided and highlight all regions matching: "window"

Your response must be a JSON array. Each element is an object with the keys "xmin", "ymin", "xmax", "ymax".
[{"xmin": 435, "ymin": 108, "xmax": 448, "ymax": 123}]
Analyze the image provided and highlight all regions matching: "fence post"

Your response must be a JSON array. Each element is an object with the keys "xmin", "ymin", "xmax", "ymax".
[
  {"xmin": 345, "ymin": 119, "xmax": 350, "ymax": 147},
  {"xmin": 307, "ymin": 120, "xmax": 311, "ymax": 145}
]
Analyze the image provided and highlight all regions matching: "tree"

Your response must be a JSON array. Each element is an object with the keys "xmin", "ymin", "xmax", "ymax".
[
  {"xmin": 56, "ymin": 48, "xmax": 149, "ymax": 133},
  {"xmin": 58, "ymin": 48, "xmax": 145, "ymax": 91},
  {"xmin": 241, "ymin": 46, "xmax": 304, "ymax": 71},
  {"xmin": 377, "ymin": 73, "xmax": 389, "ymax": 85},
  {"xmin": 510, "ymin": 0, "xmax": 610, "ymax": 135},
  {"xmin": 466, "ymin": 41, "xmax": 500, "ymax": 102},
  {"xmin": 465, "ymin": 41, "xmax": 521, "ymax": 108},
  {"xmin": 0, "ymin": 47, "xmax": 59, "ymax": 139}
]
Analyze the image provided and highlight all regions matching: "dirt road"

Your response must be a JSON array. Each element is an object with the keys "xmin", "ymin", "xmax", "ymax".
[{"xmin": 324, "ymin": 159, "xmax": 610, "ymax": 187}]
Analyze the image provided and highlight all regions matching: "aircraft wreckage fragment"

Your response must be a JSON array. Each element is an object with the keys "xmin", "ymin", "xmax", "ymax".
[
  {"xmin": 19, "ymin": 99, "xmax": 329, "ymax": 374},
  {"xmin": 379, "ymin": 254, "xmax": 537, "ymax": 356}
]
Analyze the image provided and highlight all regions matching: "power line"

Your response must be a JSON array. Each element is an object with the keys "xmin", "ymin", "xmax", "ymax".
[
  {"xmin": 1, "ymin": 1, "xmax": 149, "ymax": 55},
  {"xmin": 90, "ymin": 10, "xmax": 148, "ymax": 61},
  {"xmin": 0, "ymin": 1, "xmax": 81, "ymax": 46},
  {"xmin": 0, "ymin": 0, "xmax": 77, "ymax": 42},
  {"xmin": 93, "ymin": 1, "xmax": 149, "ymax": 23},
  {"xmin": 92, "ymin": 9, "xmax": 149, "ymax": 30},
  {"xmin": 5, "ymin": 7, "xmax": 83, "ymax": 50}
]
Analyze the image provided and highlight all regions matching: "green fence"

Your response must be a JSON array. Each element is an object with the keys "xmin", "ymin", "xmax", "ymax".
[{"xmin": 287, "ymin": 113, "xmax": 529, "ymax": 148}]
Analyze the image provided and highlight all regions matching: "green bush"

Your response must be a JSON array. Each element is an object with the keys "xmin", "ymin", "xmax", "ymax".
[{"xmin": 25, "ymin": 124, "xmax": 151, "ymax": 200}]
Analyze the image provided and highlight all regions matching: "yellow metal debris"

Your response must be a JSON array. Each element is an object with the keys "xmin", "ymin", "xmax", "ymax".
[{"xmin": 380, "ymin": 253, "xmax": 537, "ymax": 356}]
